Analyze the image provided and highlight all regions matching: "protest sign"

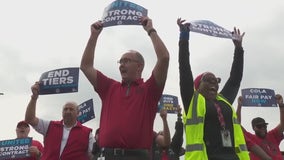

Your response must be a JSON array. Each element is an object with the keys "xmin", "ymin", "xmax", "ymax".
[
  {"xmin": 39, "ymin": 67, "xmax": 79, "ymax": 95},
  {"xmin": 241, "ymin": 88, "xmax": 277, "ymax": 107},
  {"xmin": 189, "ymin": 20, "xmax": 234, "ymax": 39},
  {"xmin": 0, "ymin": 137, "xmax": 32, "ymax": 159},
  {"xmin": 77, "ymin": 99, "xmax": 95, "ymax": 124},
  {"xmin": 102, "ymin": 0, "xmax": 147, "ymax": 27},
  {"xmin": 157, "ymin": 94, "xmax": 179, "ymax": 114}
]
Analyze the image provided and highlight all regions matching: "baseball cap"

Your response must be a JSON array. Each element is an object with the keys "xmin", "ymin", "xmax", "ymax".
[
  {"xmin": 17, "ymin": 121, "xmax": 30, "ymax": 128},
  {"xmin": 194, "ymin": 72, "xmax": 212, "ymax": 90},
  {"xmin": 251, "ymin": 117, "xmax": 268, "ymax": 128}
]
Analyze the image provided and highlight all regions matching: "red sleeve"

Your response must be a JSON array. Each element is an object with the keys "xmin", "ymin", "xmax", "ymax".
[{"xmin": 32, "ymin": 140, "xmax": 44, "ymax": 152}]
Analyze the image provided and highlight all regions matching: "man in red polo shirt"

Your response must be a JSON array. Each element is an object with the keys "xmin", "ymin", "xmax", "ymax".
[{"xmin": 80, "ymin": 16, "xmax": 170, "ymax": 160}]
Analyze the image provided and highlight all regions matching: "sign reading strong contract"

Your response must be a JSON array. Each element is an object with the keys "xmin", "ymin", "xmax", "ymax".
[
  {"xmin": 39, "ymin": 67, "xmax": 79, "ymax": 95},
  {"xmin": 189, "ymin": 20, "xmax": 233, "ymax": 39},
  {"xmin": 102, "ymin": 0, "xmax": 147, "ymax": 27},
  {"xmin": 0, "ymin": 137, "xmax": 32, "ymax": 159}
]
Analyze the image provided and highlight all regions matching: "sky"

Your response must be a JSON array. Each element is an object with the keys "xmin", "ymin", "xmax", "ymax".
[{"xmin": 1, "ymin": 0, "xmax": 284, "ymax": 154}]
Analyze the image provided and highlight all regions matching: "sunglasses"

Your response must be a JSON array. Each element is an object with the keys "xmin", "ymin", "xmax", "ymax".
[
  {"xmin": 201, "ymin": 76, "xmax": 221, "ymax": 84},
  {"xmin": 255, "ymin": 124, "xmax": 267, "ymax": 129}
]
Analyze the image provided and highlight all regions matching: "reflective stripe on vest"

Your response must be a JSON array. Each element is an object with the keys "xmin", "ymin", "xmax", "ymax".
[
  {"xmin": 236, "ymin": 144, "xmax": 248, "ymax": 153},
  {"xmin": 186, "ymin": 92, "xmax": 204, "ymax": 126},
  {"xmin": 186, "ymin": 144, "xmax": 203, "ymax": 152}
]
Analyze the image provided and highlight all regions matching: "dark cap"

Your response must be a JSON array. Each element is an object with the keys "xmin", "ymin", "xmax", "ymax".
[
  {"xmin": 17, "ymin": 121, "xmax": 30, "ymax": 128},
  {"xmin": 251, "ymin": 117, "xmax": 268, "ymax": 128}
]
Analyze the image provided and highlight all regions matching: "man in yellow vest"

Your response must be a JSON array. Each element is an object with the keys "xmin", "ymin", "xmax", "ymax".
[{"xmin": 177, "ymin": 18, "xmax": 249, "ymax": 160}]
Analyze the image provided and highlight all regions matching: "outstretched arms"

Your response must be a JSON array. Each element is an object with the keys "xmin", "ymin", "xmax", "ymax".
[
  {"xmin": 80, "ymin": 21, "xmax": 103, "ymax": 89},
  {"xmin": 25, "ymin": 82, "xmax": 40, "ymax": 127},
  {"xmin": 177, "ymin": 18, "xmax": 194, "ymax": 114}
]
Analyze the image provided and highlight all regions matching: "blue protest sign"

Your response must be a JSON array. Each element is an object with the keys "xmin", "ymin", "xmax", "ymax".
[
  {"xmin": 77, "ymin": 99, "xmax": 95, "ymax": 124},
  {"xmin": 241, "ymin": 88, "xmax": 277, "ymax": 107},
  {"xmin": 0, "ymin": 137, "xmax": 32, "ymax": 159},
  {"xmin": 157, "ymin": 94, "xmax": 179, "ymax": 114},
  {"xmin": 189, "ymin": 20, "xmax": 233, "ymax": 39},
  {"xmin": 39, "ymin": 67, "xmax": 79, "ymax": 95},
  {"xmin": 102, "ymin": 0, "xmax": 148, "ymax": 27}
]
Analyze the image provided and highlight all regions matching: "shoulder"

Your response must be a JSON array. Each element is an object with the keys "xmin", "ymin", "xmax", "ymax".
[
  {"xmin": 32, "ymin": 140, "xmax": 44, "ymax": 148},
  {"xmin": 76, "ymin": 122, "xmax": 92, "ymax": 132}
]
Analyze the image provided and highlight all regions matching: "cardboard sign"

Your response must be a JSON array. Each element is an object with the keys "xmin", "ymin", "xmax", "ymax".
[
  {"xmin": 157, "ymin": 94, "xmax": 179, "ymax": 113},
  {"xmin": 102, "ymin": 0, "xmax": 147, "ymax": 27},
  {"xmin": 241, "ymin": 88, "xmax": 277, "ymax": 107},
  {"xmin": 0, "ymin": 137, "xmax": 32, "ymax": 159},
  {"xmin": 39, "ymin": 67, "xmax": 79, "ymax": 95},
  {"xmin": 77, "ymin": 99, "xmax": 95, "ymax": 124}
]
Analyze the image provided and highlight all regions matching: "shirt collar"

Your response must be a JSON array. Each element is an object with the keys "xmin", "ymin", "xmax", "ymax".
[
  {"xmin": 121, "ymin": 78, "xmax": 143, "ymax": 86},
  {"xmin": 62, "ymin": 120, "xmax": 78, "ymax": 129}
]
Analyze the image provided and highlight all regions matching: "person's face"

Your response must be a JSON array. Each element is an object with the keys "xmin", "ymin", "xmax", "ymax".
[
  {"xmin": 198, "ymin": 73, "xmax": 220, "ymax": 100},
  {"xmin": 62, "ymin": 102, "xmax": 78, "ymax": 126},
  {"xmin": 16, "ymin": 126, "xmax": 30, "ymax": 138},
  {"xmin": 118, "ymin": 52, "xmax": 142, "ymax": 82},
  {"xmin": 253, "ymin": 123, "xmax": 268, "ymax": 138}
]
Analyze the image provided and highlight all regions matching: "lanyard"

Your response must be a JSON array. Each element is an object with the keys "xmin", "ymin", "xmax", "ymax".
[{"xmin": 214, "ymin": 102, "xmax": 226, "ymax": 129}]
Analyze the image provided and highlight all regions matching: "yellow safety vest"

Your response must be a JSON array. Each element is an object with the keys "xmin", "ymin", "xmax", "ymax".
[{"xmin": 184, "ymin": 92, "xmax": 249, "ymax": 160}]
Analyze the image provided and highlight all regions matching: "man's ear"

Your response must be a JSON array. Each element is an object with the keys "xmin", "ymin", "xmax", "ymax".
[{"xmin": 137, "ymin": 63, "xmax": 143, "ymax": 73}]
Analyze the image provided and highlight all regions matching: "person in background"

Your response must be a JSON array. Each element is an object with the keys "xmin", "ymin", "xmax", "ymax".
[
  {"xmin": 152, "ymin": 106, "xmax": 184, "ymax": 160},
  {"xmin": 80, "ymin": 16, "xmax": 169, "ymax": 160},
  {"xmin": 170, "ymin": 106, "xmax": 185, "ymax": 159},
  {"xmin": 9, "ymin": 120, "xmax": 44, "ymax": 160},
  {"xmin": 237, "ymin": 95, "xmax": 284, "ymax": 160},
  {"xmin": 25, "ymin": 82, "xmax": 94, "ymax": 160},
  {"xmin": 152, "ymin": 108, "xmax": 171, "ymax": 160},
  {"xmin": 177, "ymin": 18, "xmax": 249, "ymax": 160}
]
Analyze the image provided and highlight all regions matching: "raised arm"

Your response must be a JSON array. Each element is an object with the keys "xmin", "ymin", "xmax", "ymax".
[
  {"xmin": 25, "ymin": 82, "xmax": 40, "ymax": 127},
  {"xmin": 177, "ymin": 18, "xmax": 194, "ymax": 114},
  {"xmin": 156, "ymin": 108, "xmax": 171, "ymax": 148},
  {"xmin": 170, "ymin": 106, "xmax": 184, "ymax": 155},
  {"xmin": 275, "ymin": 94, "xmax": 284, "ymax": 133},
  {"xmin": 80, "ymin": 21, "xmax": 103, "ymax": 89},
  {"xmin": 220, "ymin": 27, "xmax": 245, "ymax": 103},
  {"xmin": 140, "ymin": 17, "xmax": 169, "ymax": 87}
]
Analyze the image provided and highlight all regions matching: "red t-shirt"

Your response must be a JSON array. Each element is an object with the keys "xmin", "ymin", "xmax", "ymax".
[
  {"xmin": 244, "ymin": 127, "xmax": 283, "ymax": 160},
  {"xmin": 96, "ymin": 71, "xmax": 163, "ymax": 149}
]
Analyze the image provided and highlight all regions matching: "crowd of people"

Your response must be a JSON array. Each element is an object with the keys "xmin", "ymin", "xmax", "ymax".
[{"xmin": 2, "ymin": 14, "xmax": 284, "ymax": 160}]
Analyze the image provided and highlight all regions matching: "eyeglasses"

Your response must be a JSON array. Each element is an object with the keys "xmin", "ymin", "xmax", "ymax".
[
  {"xmin": 255, "ymin": 124, "xmax": 267, "ymax": 129},
  {"xmin": 117, "ymin": 58, "xmax": 139, "ymax": 64},
  {"xmin": 201, "ymin": 76, "xmax": 221, "ymax": 84}
]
